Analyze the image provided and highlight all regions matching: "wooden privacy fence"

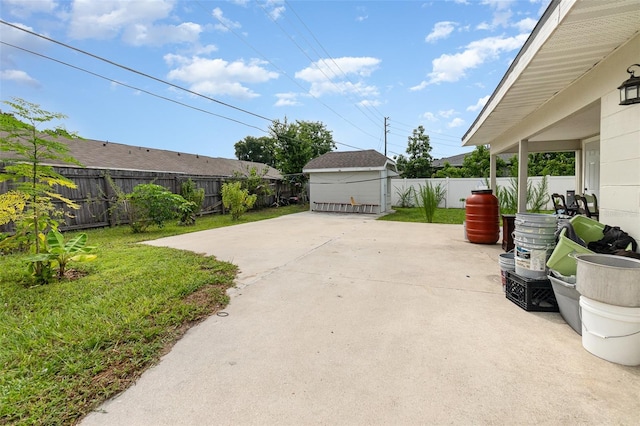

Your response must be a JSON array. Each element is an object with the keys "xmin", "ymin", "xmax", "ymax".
[{"xmin": 0, "ymin": 166, "xmax": 286, "ymax": 232}]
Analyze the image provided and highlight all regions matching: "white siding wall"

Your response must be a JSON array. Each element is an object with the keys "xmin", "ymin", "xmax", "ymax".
[
  {"xmin": 391, "ymin": 176, "xmax": 575, "ymax": 209},
  {"xmin": 308, "ymin": 171, "xmax": 382, "ymax": 212},
  {"xmin": 600, "ymin": 87, "xmax": 640, "ymax": 242}
]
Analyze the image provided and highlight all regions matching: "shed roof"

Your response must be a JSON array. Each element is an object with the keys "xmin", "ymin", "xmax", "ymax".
[
  {"xmin": 303, "ymin": 150, "xmax": 395, "ymax": 172},
  {"xmin": 0, "ymin": 136, "xmax": 282, "ymax": 179}
]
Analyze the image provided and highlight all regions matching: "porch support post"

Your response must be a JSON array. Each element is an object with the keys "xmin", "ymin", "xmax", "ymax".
[
  {"xmin": 489, "ymin": 152, "xmax": 497, "ymax": 193},
  {"xmin": 574, "ymin": 149, "xmax": 583, "ymax": 196},
  {"xmin": 518, "ymin": 139, "xmax": 529, "ymax": 213}
]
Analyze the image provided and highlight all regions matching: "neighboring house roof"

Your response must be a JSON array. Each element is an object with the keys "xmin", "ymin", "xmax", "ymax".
[
  {"xmin": 303, "ymin": 149, "xmax": 397, "ymax": 173},
  {"xmin": 432, "ymin": 152, "xmax": 513, "ymax": 168},
  {"xmin": 0, "ymin": 136, "xmax": 282, "ymax": 179},
  {"xmin": 462, "ymin": 0, "xmax": 640, "ymax": 149}
]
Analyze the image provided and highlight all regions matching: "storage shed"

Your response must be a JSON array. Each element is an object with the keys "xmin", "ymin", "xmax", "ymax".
[{"xmin": 303, "ymin": 150, "xmax": 397, "ymax": 214}]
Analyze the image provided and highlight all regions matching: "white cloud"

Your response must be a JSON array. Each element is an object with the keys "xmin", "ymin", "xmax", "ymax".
[
  {"xmin": 2, "ymin": 0, "xmax": 57, "ymax": 18},
  {"xmin": 295, "ymin": 57, "xmax": 381, "ymax": 97},
  {"xmin": 514, "ymin": 17, "xmax": 537, "ymax": 33},
  {"xmin": 477, "ymin": 0, "xmax": 516, "ymax": 30},
  {"xmin": 439, "ymin": 109, "xmax": 456, "ymax": 119},
  {"xmin": 275, "ymin": 92, "xmax": 301, "ymax": 107},
  {"xmin": 67, "ymin": 0, "xmax": 199, "ymax": 46},
  {"xmin": 412, "ymin": 33, "xmax": 528, "ymax": 88},
  {"xmin": 448, "ymin": 117, "xmax": 465, "ymax": 128},
  {"xmin": 0, "ymin": 22, "xmax": 51, "ymax": 66},
  {"xmin": 359, "ymin": 99, "xmax": 381, "ymax": 107},
  {"xmin": 422, "ymin": 112, "xmax": 438, "ymax": 122},
  {"xmin": 356, "ymin": 14, "xmax": 368, "ymax": 22},
  {"xmin": 212, "ymin": 7, "xmax": 241, "ymax": 32},
  {"xmin": 165, "ymin": 55, "xmax": 279, "ymax": 99},
  {"xmin": 0, "ymin": 69, "xmax": 40, "ymax": 87},
  {"xmin": 425, "ymin": 21, "xmax": 457, "ymax": 43},
  {"xmin": 123, "ymin": 22, "xmax": 202, "ymax": 46},
  {"xmin": 467, "ymin": 95, "xmax": 490, "ymax": 112},
  {"xmin": 266, "ymin": 0, "xmax": 285, "ymax": 20}
]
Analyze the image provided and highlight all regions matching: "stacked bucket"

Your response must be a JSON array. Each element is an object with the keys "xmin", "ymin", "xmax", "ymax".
[{"xmin": 513, "ymin": 213, "xmax": 558, "ymax": 279}]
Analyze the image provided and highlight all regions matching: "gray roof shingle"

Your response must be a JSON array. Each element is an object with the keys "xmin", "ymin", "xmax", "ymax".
[
  {"xmin": 0, "ymin": 136, "xmax": 282, "ymax": 179},
  {"xmin": 303, "ymin": 149, "xmax": 394, "ymax": 171}
]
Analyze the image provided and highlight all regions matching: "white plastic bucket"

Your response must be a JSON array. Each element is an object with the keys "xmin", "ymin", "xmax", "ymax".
[
  {"xmin": 580, "ymin": 296, "xmax": 640, "ymax": 366},
  {"xmin": 499, "ymin": 252, "xmax": 515, "ymax": 291},
  {"xmin": 513, "ymin": 213, "xmax": 557, "ymax": 279},
  {"xmin": 514, "ymin": 241, "xmax": 555, "ymax": 279}
]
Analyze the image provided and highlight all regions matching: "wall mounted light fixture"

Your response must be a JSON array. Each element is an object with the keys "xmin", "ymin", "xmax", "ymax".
[{"xmin": 618, "ymin": 64, "xmax": 640, "ymax": 105}]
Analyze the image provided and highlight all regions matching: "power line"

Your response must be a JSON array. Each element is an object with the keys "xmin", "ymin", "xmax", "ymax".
[
  {"xmin": 0, "ymin": 41, "xmax": 268, "ymax": 133},
  {"xmin": 253, "ymin": 1, "xmax": 381, "ymax": 140},
  {"xmin": 283, "ymin": 0, "xmax": 385, "ymax": 124},
  {"xmin": 1, "ymin": 19, "xmax": 370, "ymax": 153},
  {"xmin": 0, "ymin": 19, "xmax": 272, "ymax": 122}
]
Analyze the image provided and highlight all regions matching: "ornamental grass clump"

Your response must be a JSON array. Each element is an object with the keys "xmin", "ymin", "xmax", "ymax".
[{"xmin": 416, "ymin": 182, "xmax": 446, "ymax": 223}]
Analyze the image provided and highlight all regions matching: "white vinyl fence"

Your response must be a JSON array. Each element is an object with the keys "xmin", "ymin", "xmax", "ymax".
[{"xmin": 391, "ymin": 176, "xmax": 575, "ymax": 210}]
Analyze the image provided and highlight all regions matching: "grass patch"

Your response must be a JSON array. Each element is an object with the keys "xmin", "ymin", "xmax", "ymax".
[
  {"xmin": 379, "ymin": 207, "xmax": 466, "ymax": 224},
  {"xmin": 0, "ymin": 204, "xmax": 307, "ymax": 425}
]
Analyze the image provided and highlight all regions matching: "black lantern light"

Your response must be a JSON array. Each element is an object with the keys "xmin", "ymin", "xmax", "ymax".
[{"xmin": 618, "ymin": 64, "xmax": 640, "ymax": 106}]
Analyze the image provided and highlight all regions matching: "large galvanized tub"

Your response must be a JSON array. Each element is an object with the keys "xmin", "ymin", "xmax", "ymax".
[{"xmin": 575, "ymin": 254, "xmax": 640, "ymax": 307}]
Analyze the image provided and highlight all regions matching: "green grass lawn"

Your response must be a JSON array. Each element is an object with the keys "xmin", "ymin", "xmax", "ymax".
[
  {"xmin": 378, "ymin": 207, "xmax": 466, "ymax": 224},
  {"xmin": 0, "ymin": 204, "xmax": 307, "ymax": 425}
]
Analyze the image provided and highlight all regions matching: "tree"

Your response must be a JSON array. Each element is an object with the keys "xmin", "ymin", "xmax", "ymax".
[
  {"xmin": 270, "ymin": 118, "xmax": 335, "ymax": 182},
  {"xmin": 460, "ymin": 145, "xmax": 508, "ymax": 177},
  {"xmin": 231, "ymin": 166, "xmax": 273, "ymax": 208},
  {"xmin": 510, "ymin": 153, "xmax": 575, "ymax": 177},
  {"xmin": 528, "ymin": 152, "xmax": 575, "ymax": 176},
  {"xmin": 395, "ymin": 125, "xmax": 432, "ymax": 178},
  {"xmin": 432, "ymin": 161, "xmax": 464, "ymax": 178},
  {"xmin": 0, "ymin": 98, "xmax": 82, "ymax": 279},
  {"xmin": 221, "ymin": 181, "xmax": 257, "ymax": 220},
  {"xmin": 234, "ymin": 136, "xmax": 276, "ymax": 167}
]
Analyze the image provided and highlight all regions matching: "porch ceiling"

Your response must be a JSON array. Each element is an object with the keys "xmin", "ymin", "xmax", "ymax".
[{"xmin": 462, "ymin": 0, "xmax": 640, "ymax": 150}]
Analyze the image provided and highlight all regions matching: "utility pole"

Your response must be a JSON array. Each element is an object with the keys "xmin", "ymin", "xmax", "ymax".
[{"xmin": 384, "ymin": 116, "xmax": 389, "ymax": 157}]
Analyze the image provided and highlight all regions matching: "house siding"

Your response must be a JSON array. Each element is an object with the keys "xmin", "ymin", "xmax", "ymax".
[
  {"xmin": 600, "ymin": 81, "xmax": 640, "ymax": 239},
  {"xmin": 309, "ymin": 171, "xmax": 382, "ymax": 212}
]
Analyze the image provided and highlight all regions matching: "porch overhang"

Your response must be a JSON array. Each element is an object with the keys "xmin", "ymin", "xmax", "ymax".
[{"xmin": 462, "ymin": 0, "xmax": 640, "ymax": 154}]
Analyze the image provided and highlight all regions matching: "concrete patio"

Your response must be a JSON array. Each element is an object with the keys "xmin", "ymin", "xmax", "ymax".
[{"xmin": 82, "ymin": 212, "xmax": 640, "ymax": 425}]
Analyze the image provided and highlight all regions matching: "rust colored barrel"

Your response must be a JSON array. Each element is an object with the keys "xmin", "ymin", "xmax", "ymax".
[{"xmin": 465, "ymin": 189, "xmax": 499, "ymax": 244}]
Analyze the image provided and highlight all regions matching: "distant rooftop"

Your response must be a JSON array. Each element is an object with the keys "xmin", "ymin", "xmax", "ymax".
[
  {"xmin": 304, "ymin": 149, "xmax": 395, "ymax": 171},
  {"xmin": 0, "ymin": 136, "xmax": 282, "ymax": 179}
]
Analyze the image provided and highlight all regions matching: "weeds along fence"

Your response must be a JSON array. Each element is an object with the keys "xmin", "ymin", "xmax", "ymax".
[
  {"xmin": 391, "ymin": 176, "xmax": 576, "ymax": 210},
  {"xmin": 0, "ymin": 166, "xmax": 288, "ymax": 232}
]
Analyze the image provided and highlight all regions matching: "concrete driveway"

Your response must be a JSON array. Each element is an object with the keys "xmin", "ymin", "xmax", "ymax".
[{"xmin": 82, "ymin": 212, "xmax": 640, "ymax": 425}]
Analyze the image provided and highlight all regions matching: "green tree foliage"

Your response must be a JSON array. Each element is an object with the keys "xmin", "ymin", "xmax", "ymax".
[
  {"xmin": 221, "ymin": 181, "xmax": 257, "ymax": 220},
  {"xmin": 270, "ymin": 118, "xmax": 336, "ymax": 182},
  {"xmin": 434, "ymin": 145, "xmax": 508, "ymax": 178},
  {"xmin": 432, "ymin": 161, "xmax": 464, "ymax": 178},
  {"xmin": 527, "ymin": 152, "xmax": 575, "ymax": 176},
  {"xmin": 395, "ymin": 125, "xmax": 433, "ymax": 178},
  {"xmin": 231, "ymin": 166, "xmax": 273, "ymax": 208},
  {"xmin": 234, "ymin": 136, "xmax": 276, "ymax": 167},
  {"xmin": 126, "ymin": 183, "xmax": 187, "ymax": 232},
  {"xmin": 0, "ymin": 98, "xmax": 82, "ymax": 278},
  {"xmin": 179, "ymin": 178, "xmax": 205, "ymax": 225}
]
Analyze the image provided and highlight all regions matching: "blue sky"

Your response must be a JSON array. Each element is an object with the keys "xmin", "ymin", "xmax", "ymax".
[{"xmin": 0, "ymin": 0, "xmax": 550, "ymax": 161}]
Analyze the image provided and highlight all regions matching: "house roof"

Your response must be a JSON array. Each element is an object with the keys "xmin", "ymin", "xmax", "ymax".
[
  {"xmin": 0, "ymin": 136, "xmax": 282, "ymax": 179},
  {"xmin": 462, "ymin": 0, "xmax": 640, "ymax": 148},
  {"xmin": 432, "ymin": 152, "xmax": 513, "ymax": 168},
  {"xmin": 303, "ymin": 149, "xmax": 396, "ymax": 172}
]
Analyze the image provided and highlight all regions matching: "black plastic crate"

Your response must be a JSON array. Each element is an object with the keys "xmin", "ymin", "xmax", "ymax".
[{"xmin": 506, "ymin": 271, "xmax": 559, "ymax": 312}]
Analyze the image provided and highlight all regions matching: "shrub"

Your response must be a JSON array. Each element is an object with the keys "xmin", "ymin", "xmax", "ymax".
[
  {"xmin": 179, "ymin": 178, "xmax": 205, "ymax": 225},
  {"xmin": 221, "ymin": 181, "xmax": 257, "ymax": 220},
  {"xmin": 126, "ymin": 184, "xmax": 186, "ymax": 232}
]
